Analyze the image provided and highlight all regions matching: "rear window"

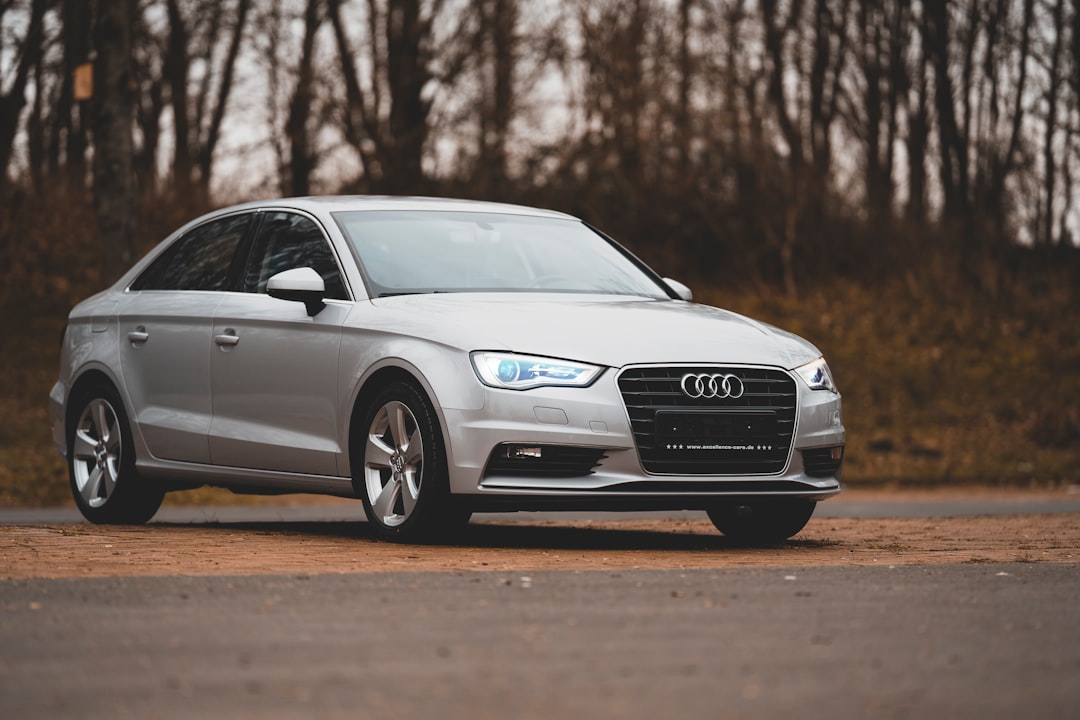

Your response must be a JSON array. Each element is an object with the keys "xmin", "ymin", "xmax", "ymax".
[{"xmin": 132, "ymin": 214, "xmax": 252, "ymax": 292}]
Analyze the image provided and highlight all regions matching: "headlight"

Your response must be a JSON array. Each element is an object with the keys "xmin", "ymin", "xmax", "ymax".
[
  {"xmin": 795, "ymin": 357, "xmax": 838, "ymax": 393},
  {"xmin": 471, "ymin": 352, "xmax": 603, "ymax": 390}
]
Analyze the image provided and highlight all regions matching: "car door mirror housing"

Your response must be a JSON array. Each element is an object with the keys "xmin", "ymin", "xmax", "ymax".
[
  {"xmin": 663, "ymin": 278, "xmax": 693, "ymax": 302},
  {"xmin": 267, "ymin": 267, "xmax": 326, "ymax": 316}
]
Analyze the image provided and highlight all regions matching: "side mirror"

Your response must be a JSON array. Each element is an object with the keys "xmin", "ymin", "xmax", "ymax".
[
  {"xmin": 662, "ymin": 278, "xmax": 693, "ymax": 302},
  {"xmin": 267, "ymin": 267, "xmax": 326, "ymax": 316}
]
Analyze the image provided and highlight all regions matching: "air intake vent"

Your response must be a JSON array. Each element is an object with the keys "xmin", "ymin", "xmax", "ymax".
[{"xmin": 801, "ymin": 446, "xmax": 844, "ymax": 478}]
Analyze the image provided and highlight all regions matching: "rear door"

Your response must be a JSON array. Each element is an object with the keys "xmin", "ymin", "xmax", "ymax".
[
  {"xmin": 118, "ymin": 213, "xmax": 253, "ymax": 463},
  {"xmin": 208, "ymin": 210, "xmax": 351, "ymax": 476}
]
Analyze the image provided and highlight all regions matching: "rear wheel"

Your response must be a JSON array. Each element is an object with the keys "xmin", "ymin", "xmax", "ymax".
[
  {"xmin": 706, "ymin": 499, "xmax": 816, "ymax": 544},
  {"xmin": 355, "ymin": 381, "xmax": 470, "ymax": 543},
  {"xmin": 68, "ymin": 383, "xmax": 164, "ymax": 524}
]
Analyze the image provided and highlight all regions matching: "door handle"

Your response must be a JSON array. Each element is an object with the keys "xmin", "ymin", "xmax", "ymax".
[
  {"xmin": 214, "ymin": 331, "xmax": 240, "ymax": 347},
  {"xmin": 127, "ymin": 327, "xmax": 149, "ymax": 344}
]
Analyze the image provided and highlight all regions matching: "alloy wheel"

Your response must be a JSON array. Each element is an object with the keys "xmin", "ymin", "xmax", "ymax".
[
  {"xmin": 72, "ymin": 398, "xmax": 122, "ymax": 509},
  {"xmin": 364, "ymin": 400, "xmax": 425, "ymax": 528}
]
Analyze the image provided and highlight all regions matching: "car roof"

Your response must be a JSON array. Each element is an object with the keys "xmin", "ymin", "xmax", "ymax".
[{"xmin": 214, "ymin": 195, "xmax": 578, "ymax": 221}]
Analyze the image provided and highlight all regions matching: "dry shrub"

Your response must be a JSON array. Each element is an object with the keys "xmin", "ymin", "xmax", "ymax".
[
  {"xmin": 0, "ymin": 187, "xmax": 99, "ymax": 314},
  {"xmin": 701, "ymin": 274, "xmax": 1080, "ymax": 486}
]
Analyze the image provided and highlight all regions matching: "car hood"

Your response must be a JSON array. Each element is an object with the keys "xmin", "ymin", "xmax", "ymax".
[{"xmin": 365, "ymin": 294, "xmax": 821, "ymax": 370}]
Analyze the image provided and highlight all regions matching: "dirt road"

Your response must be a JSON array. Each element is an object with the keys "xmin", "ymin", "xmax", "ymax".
[{"xmin": 3, "ymin": 488, "xmax": 1077, "ymax": 579}]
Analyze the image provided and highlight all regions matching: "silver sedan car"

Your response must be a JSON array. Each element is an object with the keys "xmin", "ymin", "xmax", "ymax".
[{"xmin": 50, "ymin": 196, "xmax": 845, "ymax": 543}]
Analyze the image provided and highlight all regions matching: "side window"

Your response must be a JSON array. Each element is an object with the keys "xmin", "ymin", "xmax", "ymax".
[
  {"xmin": 243, "ymin": 212, "xmax": 349, "ymax": 300},
  {"xmin": 133, "ymin": 214, "xmax": 251, "ymax": 291}
]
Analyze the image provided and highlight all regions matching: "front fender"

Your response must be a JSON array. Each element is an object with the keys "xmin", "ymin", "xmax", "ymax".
[{"xmin": 337, "ymin": 331, "xmax": 484, "ymax": 477}]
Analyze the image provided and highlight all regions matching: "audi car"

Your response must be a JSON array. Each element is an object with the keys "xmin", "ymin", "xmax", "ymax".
[{"xmin": 49, "ymin": 196, "xmax": 845, "ymax": 543}]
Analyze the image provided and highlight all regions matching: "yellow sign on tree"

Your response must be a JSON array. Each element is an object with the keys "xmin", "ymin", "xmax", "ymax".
[{"xmin": 74, "ymin": 63, "xmax": 93, "ymax": 101}]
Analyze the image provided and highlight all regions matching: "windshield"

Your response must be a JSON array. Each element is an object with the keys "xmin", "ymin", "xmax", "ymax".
[{"xmin": 332, "ymin": 210, "xmax": 670, "ymax": 299}]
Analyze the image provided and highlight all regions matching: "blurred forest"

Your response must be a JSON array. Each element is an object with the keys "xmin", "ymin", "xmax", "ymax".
[{"xmin": 0, "ymin": 0, "xmax": 1078, "ymax": 504}]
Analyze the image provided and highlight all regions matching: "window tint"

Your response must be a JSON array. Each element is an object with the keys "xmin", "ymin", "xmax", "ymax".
[
  {"xmin": 133, "ymin": 214, "xmax": 251, "ymax": 291},
  {"xmin": 243, "ymin": 212, "xmax": 349, "ymax": 300}
]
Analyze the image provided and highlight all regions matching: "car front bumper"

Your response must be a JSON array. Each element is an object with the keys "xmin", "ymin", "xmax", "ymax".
[
  {"xmin": 49, "ymin": 380, "xmax": 67, "ymax": 459},
  {"xmin": 439, "ymin": 366, "xmax": 845, "ymax": 507}
]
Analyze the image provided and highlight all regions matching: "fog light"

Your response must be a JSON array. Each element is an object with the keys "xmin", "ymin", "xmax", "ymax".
[{"xmin": 507, "ymin": 446, "xmax": 543, "ymax": 459}]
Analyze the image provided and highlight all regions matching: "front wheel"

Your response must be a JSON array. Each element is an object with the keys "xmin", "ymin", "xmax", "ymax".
[
  {"xmin": 706, "ymin": 499, "xmax": 816, "ymax": 544},
  {"xmin": 67, "ymin": 383, "xmax": 164, "ymax": 524},
  {"xmin": 355, "ymin": 381, "xmax": 469, "ymax": 543}
]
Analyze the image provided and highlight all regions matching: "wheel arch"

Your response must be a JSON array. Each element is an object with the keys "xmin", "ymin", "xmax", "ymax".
[
  {"xmin": 66, "ymin": 369, "xmax": 123, "ymax": 433},
  {"xmin": 64, "ymin": 367, "xmax": 166, "ymax": 524},
  {"xmin": 64, "ymin": 367, "xmax": 153, "ymax": 467},
  {"xmin": 344, "ymin": 363, "xmax": 451, "ymax": 479}
]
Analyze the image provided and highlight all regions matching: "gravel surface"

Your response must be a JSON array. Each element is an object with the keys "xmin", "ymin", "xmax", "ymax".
[{"xmin": 2, "ymin": 492, "xmax": 1077, "ymax": 579}]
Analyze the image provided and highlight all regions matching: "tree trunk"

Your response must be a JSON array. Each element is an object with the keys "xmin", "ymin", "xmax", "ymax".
[
  {"xmin": 385, "ymin": 0, "xmax": 432, "ymax": 193},
  {"xmin": 906, "ymin": 22, "xmax": 929, "ymax": 225},
  {"xmin": 165, "ymin": 0, "xmax": 193, "ymax": 194},
  {"xmin": 677, "ymin": 0, "xmax": 693, "ymax": 178},
  {"xmin": 1043, "ymin": 0, "xmax": 1066, "ymax": 247},
  {"xmin": 93, "ymin": 0, "xmax": 138, "ymax": 284},
  {"xmin": 0, "ymin": 0, "xmax": 47, "ymax": 196},
  {"xmin": 484, "ymin": 0, "xmax": 517, "ymax": 191},
  {"xmin": 57, "ymin": 0, "xmax": 92, "ymax": 188},
  {"xmin": 286, "ymin": 0, "xmax": 323, "ymax": 196},
  {"xmin": 922, "ymin": 0, "xmax": 969, "ymax": 226},
  {"xmin": 198, "ymin": 0, "xmax": 252, "ymax": 187}
]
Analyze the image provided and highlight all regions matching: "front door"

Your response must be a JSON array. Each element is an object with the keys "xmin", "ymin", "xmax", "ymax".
[{"xmin": 208, "ymin": 211, "xmax": 352, "ymax": 476}]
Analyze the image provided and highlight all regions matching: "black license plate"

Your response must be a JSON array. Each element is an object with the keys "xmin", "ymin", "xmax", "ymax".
[
  {"xmin": 655, "ymin": 411, "xmax": 778, "ymax": 452},
  {"xmin": 657, "ymin": 411, "xmax": 777, "ymax": 438}
]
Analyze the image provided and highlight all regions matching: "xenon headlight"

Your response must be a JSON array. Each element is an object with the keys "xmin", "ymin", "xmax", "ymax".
[
  {"xmin": 471, "ymin": 352, "xmax": 603, "ymax": 390},
  {"xmin": 794, "ymin": 357, "xmax": 838, "ymax": 393}
]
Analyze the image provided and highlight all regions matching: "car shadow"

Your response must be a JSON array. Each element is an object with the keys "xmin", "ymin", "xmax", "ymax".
[{"xmin": 154, "ymin": 518, "xmax": 834, "ymax": 551}]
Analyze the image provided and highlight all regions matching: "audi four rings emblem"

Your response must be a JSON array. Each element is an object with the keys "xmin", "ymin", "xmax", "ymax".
[{"xmin": 680, "ymin": 373, "xmax": 745, "ymax": 399}]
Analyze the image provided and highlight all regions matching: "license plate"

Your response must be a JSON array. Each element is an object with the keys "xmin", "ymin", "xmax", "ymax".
[{"xmin": 655, "ymin": 411, "xmax": 778, "ymax": 453}]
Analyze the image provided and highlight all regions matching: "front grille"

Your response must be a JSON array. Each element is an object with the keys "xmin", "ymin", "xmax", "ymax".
[
  {"xmin": 484, "ymin": 444, "xmax": 608, "ymax": 478},
  {"xmin": 618, "ymin": 366, "xmax": 797, "ymax": 475},
  {"xmin": 801, "ymin": 446, "xmax": 844, "ymax": 478}
]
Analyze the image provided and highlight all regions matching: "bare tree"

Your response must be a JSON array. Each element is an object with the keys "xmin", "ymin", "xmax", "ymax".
[
  {"xmin": 474, "ymin": 0, "xmax": 518, "ymax": 194},
  {"xmin": 93, "ymin": 0, "xmax": 138, "ymax": 283},
  {"xmin": 847, "ymin": 0, "xmax": 906, "ymax": 225},
  {"xmin": 0, "ymin": 0, "xmax": 47, "ymax": 194},
  {"xmin": 284, "ymin": 0, "xmax": 324, "ymax": 196},
  {"xmin": 53, "ymin": 0, "xmax": 92, "ymax": 189},
  {"xmin": 905, "ymin": 7, "xmax": 930, "ymax": 226},
  {"xmin": 0, "ymin": 0, "xmax": 1077, "ymax": 299},
  {"xmin": 578, "ymin": 0, "xmax": 651, "ymax": 188},
  {"xmin": 755, "ymin": 0, "xmax": 850, "ymax": 186},
  {"xmin": 330, "ymin": 0, "xmax": 465, "ymax": 193},
  {"xmin": 1042, "ymin": 0, "xmax": 1067, "ymax": 246},
  {"xmin": 199, "ymin": 0, "xmax": 250, "ymax": 185},
  {"xmin": 133, "ymin": 9, "xmax": 166, "ymax": 196},
  {"xmin": 162, "ymin": 0, "xmax": 251, "ymax": 196}
]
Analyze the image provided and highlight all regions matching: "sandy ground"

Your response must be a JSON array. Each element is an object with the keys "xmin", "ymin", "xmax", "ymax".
[{"xmin": 2, "ymin": 488, "xmax": 1078, "ymax": 579}]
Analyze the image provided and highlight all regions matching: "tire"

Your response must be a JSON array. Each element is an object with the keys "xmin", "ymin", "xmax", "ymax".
[
  {"xmin": 706, "ymin": 499, "xmax": 816, "ymax": 544},
  {"xmin": 67, "ymin": 383, "xmax": 164, "ymax": 524},
  {"xmin": 354, "ymin": 381, "xmax": 470, "ymax": 543}
]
